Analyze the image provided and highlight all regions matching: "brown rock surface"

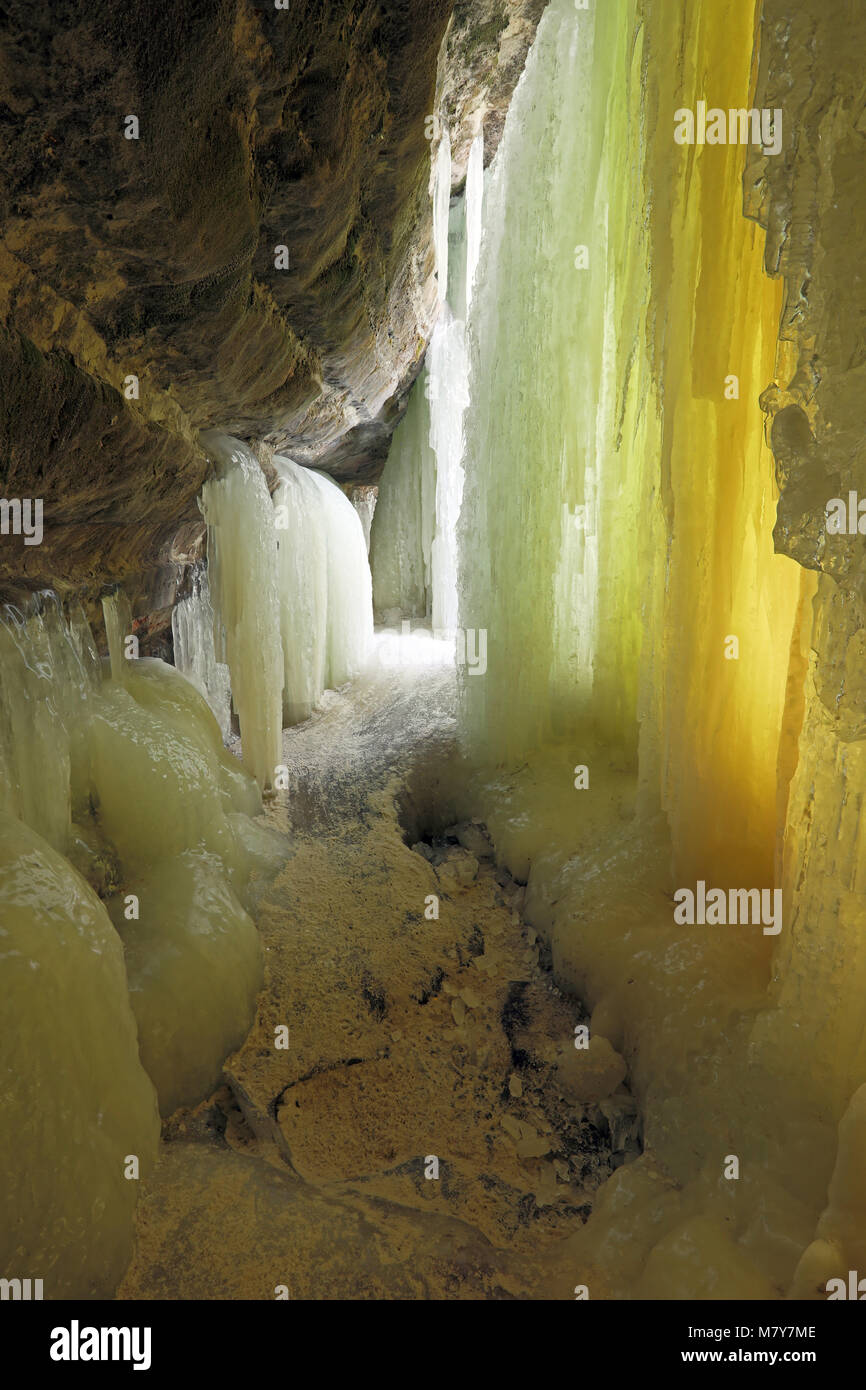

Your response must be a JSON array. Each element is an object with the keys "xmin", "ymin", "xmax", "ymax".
[{"xmin": 0, "ymin": 0, "xmax": 546, "ymax": 596}]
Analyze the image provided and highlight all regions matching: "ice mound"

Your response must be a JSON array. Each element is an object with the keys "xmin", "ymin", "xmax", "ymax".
[{"xmin": 0, "ymin": 811, "xmax": 160, "ymax": 1299}]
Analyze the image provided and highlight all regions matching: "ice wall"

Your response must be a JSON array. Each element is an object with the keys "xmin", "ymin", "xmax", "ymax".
[
  {"xmin": 428, "ymin": 130, "xmax": 482, "ymax": 634},
  {"xmin": 172, "ymin": 564, "xmax": 233, "ymax": 741},
  {"xmin": 734, "ymin": 7, "xmax": 866, "ymax": 1289},
  {"xmin": 369, "ymin": 372, "xmax": 436, "ymax": 621},
  {"xmin": 200, "ymin": 432, "xmax": 284, "ymax": 791},
  {"xmin": 0, "ymin": 597, "xmax": 279, "ymax": 1295},
  {"xmin": 454, "ymin": 0, "xmax": 830, "ymax": 1298},
  {"xmin": 457, "ymin": 3, "xmax": 606, "ymax": 761}
]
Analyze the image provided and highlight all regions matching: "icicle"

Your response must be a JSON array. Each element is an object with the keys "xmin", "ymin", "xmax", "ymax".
[
  {"xmin": 171, "ymin": 564, "xmax": 232, "ymax": 741},
  {"xmin": 432, "ymin": 131, "xmax": 452, "ymax": 304},
  {"xmin": 102, "ymin": 590, "xmax": 134, "ymax": 683},
  {"xmin": 465, "ymin": 131, "xmax": 485, "ymax": 313},
  {"xmin": 0, "ymin": 596, "xmax": 79, "ymax": 851},
  {"xmin": 350, "ymin": 485, "xmax": 378, "ymax": 554}
]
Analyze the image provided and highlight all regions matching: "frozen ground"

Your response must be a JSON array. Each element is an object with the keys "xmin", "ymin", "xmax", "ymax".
[{"xmin": 120, "ymin": 636, "xmax": 629, "ymax": 1300}]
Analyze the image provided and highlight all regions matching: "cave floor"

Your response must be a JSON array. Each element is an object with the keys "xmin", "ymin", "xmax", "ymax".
[{"xmin": 118, "ymin": 636, "xmax": 625, "ymax": 1300}]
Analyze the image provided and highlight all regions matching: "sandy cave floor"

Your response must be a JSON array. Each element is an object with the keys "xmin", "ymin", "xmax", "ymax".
[{"xmin": 118, "ymin": 637, "xmax": 637, "ymax": 1300}]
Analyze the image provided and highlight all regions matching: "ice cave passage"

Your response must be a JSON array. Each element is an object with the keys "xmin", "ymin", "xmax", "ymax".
[{"xmin": 2, "ymin": 0, "xmax": 865, "ymax": 1302}]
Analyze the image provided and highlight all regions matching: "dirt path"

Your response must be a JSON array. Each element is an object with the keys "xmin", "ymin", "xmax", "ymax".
[{"xmin": 120, "ymin": 640, "xmax": 630, "ymax": 1300}]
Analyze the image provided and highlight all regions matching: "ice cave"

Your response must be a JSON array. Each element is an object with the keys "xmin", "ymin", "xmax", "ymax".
[{"xmin": 1, "ymin": 0, "xmax": 865, "ymax": 1331}]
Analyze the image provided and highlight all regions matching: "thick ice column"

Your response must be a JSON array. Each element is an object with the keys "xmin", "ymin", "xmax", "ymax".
[
  {"xmin": 102, "ymin": 590, "xmax": 134, "ymax": 684},
  {"xmin": 370, "ymin": 371, "xmax": 436, "ymax": 622},
  {"xmin": 200, "ymin": 433, "xmax": 284, "ymax": 791},
  {"xmin": 171, "ymin": 564, "xmax": 232, "ymax": 742},
  {"xmin": 271, "ymin": 455, "xmax": 374, "ymax": 719},
  {"xmin": 272, "ymin": 454, "xmax": 329, "ymax": 724},
  {"xmin": 307, "ymin": 468, "xmax": 374, "ymax": 687},
  {"xmin": 0, "ymin": 594, "xmax": 277, "ymax": 1292}
]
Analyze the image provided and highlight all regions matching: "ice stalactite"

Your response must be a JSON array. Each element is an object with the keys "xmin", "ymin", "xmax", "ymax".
[
  {"xmin": 172, "ymin": 564, "xmax": 233, "ymax": 742},
  {"xmin": 452, "ymin": 0, "xmax": 823, "ymax": 1298},
  {"xmin": 0, "ymin": 594, "xmax": 281, "ymax": 1296},
  {"xmin": 370, "ymin": 129, "xmax": 483, "ymax": 631},
  {"xmin": 200, "ymin": 432, "xmax": 284, "ymax": 792},
  {"xmin": 350, "ymin": 486, "xmax": 378, "ymax": 555}
]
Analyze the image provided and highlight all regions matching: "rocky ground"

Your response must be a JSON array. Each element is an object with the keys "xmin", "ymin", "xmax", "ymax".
[{"xmin": 119, "ymin": 638, "xmax": 638, "ymax": 1300}]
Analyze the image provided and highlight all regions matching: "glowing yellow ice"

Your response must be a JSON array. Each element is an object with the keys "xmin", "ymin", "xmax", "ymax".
[{"xmin": 457, "ymin": 0, "xmax": 826, "ymax": 1298}]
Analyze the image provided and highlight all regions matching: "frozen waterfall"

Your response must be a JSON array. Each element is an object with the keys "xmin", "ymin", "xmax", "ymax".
[
  {"xmin": 370, "ymin": 128, "xmax": 484, "ymax": 634},
  {"xmin": 273, "ymin": 454, "xmax": 374, "ymax": 725}
]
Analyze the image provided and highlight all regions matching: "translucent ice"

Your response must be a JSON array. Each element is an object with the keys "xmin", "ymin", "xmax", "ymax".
[
  {"xmin": 0, "ymin": 598, "xmax": 279, "ymax": 1292},
  {"xmin": 272, "ymin": 454, "xmax": 373, "ymax": 722},
  {"xmin": 0, "ymin": 810, "xmax": 160, "ymax": 1299},
  {"xmin": 200, "ymin": 432, "xmax": 284, "ymax": 791},
  {"xmin": 172, "ymin": 564, "xmax": 232, "ymax": 741}
]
